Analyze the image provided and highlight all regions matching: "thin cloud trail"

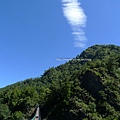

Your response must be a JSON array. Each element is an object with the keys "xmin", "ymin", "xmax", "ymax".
[{"xmin": 62, "ymin": 0, "xmax": 87, "ymax": 48}]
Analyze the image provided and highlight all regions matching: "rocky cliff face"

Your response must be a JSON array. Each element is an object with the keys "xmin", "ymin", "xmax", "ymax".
[{"xmin": 81, "ymin": 70, "xmax": 104, "ymax": 99}]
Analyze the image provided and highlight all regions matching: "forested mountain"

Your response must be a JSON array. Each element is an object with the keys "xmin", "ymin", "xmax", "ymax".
[{"xmin": 0, "ymin": 44, "xmax": 120, "ymax": 120}]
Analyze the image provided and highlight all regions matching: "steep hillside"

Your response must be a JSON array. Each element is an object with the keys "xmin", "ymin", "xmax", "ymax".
[{"xmin": 0, "ymin": 44, "xmax": 120, "ymax": 120}]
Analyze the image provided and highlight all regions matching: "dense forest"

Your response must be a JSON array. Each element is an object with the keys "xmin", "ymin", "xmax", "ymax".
[{"xmin": 0, "ymin": 44, "xmax": 120, "ymax": 120}]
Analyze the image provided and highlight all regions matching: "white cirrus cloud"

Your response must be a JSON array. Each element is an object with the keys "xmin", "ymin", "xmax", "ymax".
[{"xmin": 62, "ymin": 0, "xmax": 87, "ymax": 48}]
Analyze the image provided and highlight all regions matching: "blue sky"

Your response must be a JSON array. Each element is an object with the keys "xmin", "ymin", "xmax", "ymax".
[{"xmin": 0, "ymin": 0, "xmax": 120, "ymax": 88}]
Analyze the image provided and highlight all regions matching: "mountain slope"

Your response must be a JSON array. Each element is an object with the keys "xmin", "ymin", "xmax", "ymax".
[{"xmin": 0, "ymin": 44, "xmax": 120, "ymax": 120}]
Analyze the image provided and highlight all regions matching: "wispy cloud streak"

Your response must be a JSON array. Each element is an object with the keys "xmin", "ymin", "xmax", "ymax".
[{"xmin": 62, "ymin": 0, "xmax": 87, "ymax": 48}]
